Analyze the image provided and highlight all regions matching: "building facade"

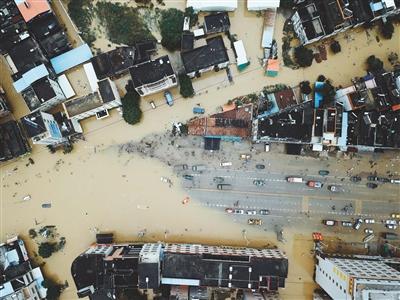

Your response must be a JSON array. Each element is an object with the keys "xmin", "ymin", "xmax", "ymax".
[{"xmin": 315, "ymin": 254, "xmax": 400, "ymax": 299}]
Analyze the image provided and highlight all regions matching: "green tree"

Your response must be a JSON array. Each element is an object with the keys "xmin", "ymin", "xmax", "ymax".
[
  {"xmin": 330, "ymin": 40, "xmax": 341, "ymax": 54},
  {"xmin": 179, "ymin": 74, "xmax": 194, "ymax": 98},
  {"xmin": 184, "ymin": 6, "xmax": 198, "ymax": 27},
  {"xmin": 294, "ymin": 46, "xmax": 314, "ymax": 67},
  {"xmin": 121, "ymin": 82, "xmax": 142, "ymax": 125},
  {"xmin": 96, "ymin": 2, "xmax": 154, "ymax": 46},
  {"xmin": 159, "ymin": 8, "xmax": 184, "ymax": 51},
  {"xmin": 42, "ymin": 279, "xmax": 63, "ymax": 300},
  {"xmin": 38, "ymin": 242, "xmax": 57, "ymax": 258},
  {"xmin": 300, "ymin": 81, "xmax": 312, "ymax": 95},
  {"xmin": 366, "ymin": 55, "xmax": 384, "ymax": 74},
  {"xmin": 380, "ymin": 20, "xmax": 394, "ymax": 39}
]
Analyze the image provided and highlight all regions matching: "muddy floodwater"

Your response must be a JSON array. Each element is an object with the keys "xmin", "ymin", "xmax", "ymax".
[{"xmin": 1, "ymin": 1, "xmax": 400, "ymax": 299}]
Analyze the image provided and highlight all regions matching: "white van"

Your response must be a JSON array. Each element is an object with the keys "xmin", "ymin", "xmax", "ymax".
[
  {"xmin": 220, "ymin": 162, "xmax": 232, "ymax": 167},
  {"xmin": 287, "ymin": 177, "xmax": 303, "ymax": 183},
  {"xmin": 390, "ymin": 179, "xmax": 400, "ymax": 184}
]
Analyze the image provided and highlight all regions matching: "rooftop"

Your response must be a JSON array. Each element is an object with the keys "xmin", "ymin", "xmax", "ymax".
[
  {"xmin": 0, "ymin": 0, "xmax": 27, "ymax": 53},
  {"xmin": 204, "ymin": 12, "xmax": 230, "ymax": 33},
  {"xmin": 129, "ymin": 55, "xmax": 175, "ymax": 87},
  {"xmin": 98, "ymin": 79, "xmax": 116, "ymax": 103},
  {"xmin": 0, "ymin": 120, "xmax": 30, "ymax": 162},
  {"xmin": 186, "ymin": 0, "xmax": 238, "ymax": 11},
  {"xmin": 20, "ymin": 111, "xmax": 46, "ymax": 137},
  {"xmin": 181, "ymin": 36, "xmax": 229, "ymax": 74},
  {"xmin": 21, "ymin": 77, "xmax": 57, "ymax": 111},
  {"xmin": 14, "ymin": 0, "xmax": 50, "ymax": 23},
  {"xmin": 63, "ymin": 92, "xmax": 103, "ymax": 118},
  {"xmin": 50, "ymin": 43, "xmax": 93, "ymax": 74}
]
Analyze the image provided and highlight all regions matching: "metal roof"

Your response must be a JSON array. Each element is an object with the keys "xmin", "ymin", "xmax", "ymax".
[
  {"xmin": 50, "ymin": 43, "xmax": 93, "ymax": 74},
  {"xmin": 13, "ymin": 64, "xmax": 49, "ymax": 93}
]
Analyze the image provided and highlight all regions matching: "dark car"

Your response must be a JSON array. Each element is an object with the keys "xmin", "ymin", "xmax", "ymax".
[
  {"xmin": 378, "ymin": 177, "xmax": 390, "ymax": 183},
  {"xmin": 367, "ymin": 175, "xmax": 378, "ymax": 181},
  {"xmin": 182, "ymin": 174, "xmax": 194, "ymax": 180},
  {"xmin": 256, "ymin": 164, "xmax": 265, "ymax": 169},
  {"xmin": 353, "ymin": 218, "xmax": 363, "ymax": 230},
  {"xmin": 319, "ymin": 170, "xmax": 330, "ymax": 176},
  {"xmin": 259, "ymin": 209, "xmax": 270, "ymax": 215},
  {"xmin": 350, "ymin": 176, "xmax": 361, "ymax": 182},
  {"xmin": 366, "ymin": 182, "xmax": 378, "ymax": 189}
]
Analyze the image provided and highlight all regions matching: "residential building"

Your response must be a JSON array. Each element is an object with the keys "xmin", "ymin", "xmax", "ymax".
[
  {"xmin": 129, "ymin": 55, "xmax": 177, "ymax": 96},
  {"xmin": 63, "ymin": 78, "xmax": 121, "ymax": 120},
  {"xmin": 291, "ymin": 0, "xmax": 399, "ymax": 45},
  {"xmin": 71, "ymin": 240, "xmax": 288, "ymax": 299},
  {"xmin": 247, "ymin": 0, "xmax": 280, "ymax": 10},
  {"xmin": 315, "ymin": 254, "xmax": 400, "ymax": 299},
  {"xmin": 0, "ymin": 120, "xmax": 30, "ymax": 162},
  {"xmin": 20, "ymin": 111, "xmax": 64, "ymax": 145},
  {"xmin": 186, "ymin": 0, "xmax": 238, "ymax": 12},
  {"xmin": 0, "ymin": 86, "xmax": 10, "ymax": 118},
  {"xmin": 50, "ymin": 43, "xmax": 93, "ymax": 75},
  {"xmin": 204, "ymin": 12, "xmax": 231, "ymax": 34},
  {"xmin": 181, "ymin": 36, "xmax": 230, "ymax": 78},
  {"xmin": 0, "ymin": 236, "xmax": 47, "ymax": 299},
  {"xmin": 13, "ymin": 0, "xmax": 51, "ymax": 23}
]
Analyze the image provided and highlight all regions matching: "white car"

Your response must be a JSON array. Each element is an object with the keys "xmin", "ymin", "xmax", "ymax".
[
  {"xmin": 385, "ymin": 219, "xmax": 398, "ymax": 225},
  {"xmin": 364, "ymin": 228, "xmax": 373, "ymax": 234},
  {"xmin": 364, "ymin": 218, "xmax": 375, "ymax": 224},
  {"xmin": 246, "ymin": 210, "xmax": 257, "ymax": 215},
  {"xmin": 386, "ymin": 224, "xmax": 398, "ymax": 230}
]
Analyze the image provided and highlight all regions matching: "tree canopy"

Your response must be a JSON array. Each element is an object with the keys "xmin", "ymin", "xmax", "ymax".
[
  {"xmin": 38, "ymin": 242, "xmax": 57, "ymax": 258},
  {"xmin": 330, "ymin": 40, "xmax": 341, "ymax": 54},
  {"xmin": 159, "ymin": 8, "xmax": 184, "ymax": 51},
  {"xmin": 366, "ymin": 55, "xmax": 384, "ymax": 74},
  {"xmin": 42, "ymin": 279, "xmax": 63, "ymax": 300},
  {"xmin": 179, "ymin": 74, "xmax": 194, "ymax": 98},
  {"xmin": 122, "ymin": 82, "xmax": 142, "ymax": 125},
  {"xmin": 380, "ymin": 20, "xmax": 394, "ymax": 39},
  {"xmin": 294, "ymin": 46, "xmax": 314, "ymax": 67},
  {"xmin": 300, "ymin": 81, "xmax": 312, "ymax": 95}
]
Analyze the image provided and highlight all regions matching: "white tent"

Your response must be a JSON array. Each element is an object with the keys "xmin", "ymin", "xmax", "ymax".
[
  {"xmin": 247, "ymin": 0, "xmax": 280, "ymax": 10},
  {"xmin": 187, "ymin": 0, "xmax": 237, "ymax": 11}
]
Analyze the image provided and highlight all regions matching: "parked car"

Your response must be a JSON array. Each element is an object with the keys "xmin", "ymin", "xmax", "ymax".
[
  {"xmin": 366, "ymin": 183, "xmax": 378, "ymax": 189},
  {"xmin": 220, "ymin": 161, "xmax": 232, "ymax": 167},
  {"xmin": 164, "ymin": 91, "xmax": 174, "ymax": 106},
  {"xmin": 381, "ymin": 232, "xmax": 398, "ymax": 240},
  {"xmin": 390, "ymin": 178, "xmax": 400, "ymax": 184},
  {"xmin": 253, "ymin": 179, "xmax": 265, "ymax": 186},
  {"xmin": 364, "ymin": 228, "xmax": 374, "ymax": 234},
  {"xmin": 240, "ymin": 154, "xmax": 251, "ymax": 160},
  {"xmin": 246, "ymin": 210, "xmax": 257, "ymax": 215},
  {"xmin": 192, "ymin": 164, "xmax": 206, "ymax": 172},
  {"xmin": 318, "ymin": 170, "xmax": 330, "ymax": 176},
  {"xmin": 182, "ymin": 174, "xmax": 194, "ymax": 180},
  {"xmin": 217, "ymin": 184, "xmax": 232, "ymax": 190},
  {"xmin": 378, "ymin": 177, "xmax": 390, "ymax": 183},
  {"xmin": 307, "ymin": 181, "xmax": 323, "ymax": 188},
  {"xmin": 367, "ymin": 175, "xmax": 378, "ymax": 181},
  {"xmin": 234, "ymin": 209, "xmax": 245, "ymax": 214},
  {"xmin": 213, "ymin": 177, "xmax": 224, "ymax": 184},
  {"xmin": 150, "ymin": 100, "xmax": 156, "ymax": 109},
  {"xmin": 256, "ymin": 164, "xmax": 265, "ymax": 169},
  {"xmin": 248, "ymin": 218, "xmax": 262, "ymax": 225},
  {"xmin": 386, "ymin": 224, "xmax": 398, "ymax": 230},
  {"xmin": 323, "ymin": 220, "xmax": 337, "ymax": 226},
  {"xmin": 264, "ymin": 143, "xmax": 270, "ymax": 152},
  {"xmin": 353, "ymin": 218, "xmax": 363, "ymax": 230},
  {"xmin": 385, "ymin": 219, "xmax": 398, "ymax": 225},
  {"xmin": 364, "ymin": 218, "xmax": 375, "ymax": 224},
  {"xmin": 287, "ymin": 177, "xmax": 303, "ymax": 183},
  {"xmin": 259, "ymin": 209, "xmax": 270, "ymax": 215},
  {"xmin": 341, "ymin": 221, "xmax": 353, "ymax": 227},
  {"xmin": 174, "ymin": 164, "xmax": 188, "ymax": 170},
  {"xmin": 391, "ymin": 213, "xmax": 400, "ymax": 219},
  {"xmin": 225, "ymin": 208, "xmax": 234, "ymax": 213},
  {"xmin": 350, "ymin": 176, "xmax": 361, "ymax": 182},
  {"xmin": 328, "ymin": 185, "xmax": 342, "ymax": 192},
  {"xmin": 193, "ymin": 107, "xmax": 205, "ymax": 114}
]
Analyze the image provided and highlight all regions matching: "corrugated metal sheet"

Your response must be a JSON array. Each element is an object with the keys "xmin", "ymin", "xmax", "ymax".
[{"xmin": 50, "ymin": 44, "xmax": 93, "ymax": 74}]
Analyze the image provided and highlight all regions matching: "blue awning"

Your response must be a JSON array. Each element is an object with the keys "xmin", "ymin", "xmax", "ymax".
[
  {"xmin": 50, "ymin": 44, "xmax": 93, "ymax": 74},
  {"xmin": 13, "ymin": 64, "xmax": 49, "ymax": 93}
]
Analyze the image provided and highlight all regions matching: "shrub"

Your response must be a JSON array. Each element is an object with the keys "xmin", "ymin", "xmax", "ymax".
[
  {"xmin": 68, "ymin": 0, "xmax": 95, "ymax": 46},
  {"xmin": 42, "ymin": 279, "xmax": 63, "ymax": 300},
  {"xmin": 122, "ymin": 82, "xmax": 142, "ymax": 125},
  {"xmin": 96, "ymin": 2, "xmax": 154, "ymax": 46},
  {"xmin": 300, "ymin": 81, "xmax": 312, "ymax": 95},
  {"xmin": 366, "ymin": 55, "xmax": 384, "ymax": 74},
  {"xmin": 380, "ymin": 20, "xmax": 394, "ymax": 39},
  {"xmin": 294, "ymin": 46, "xmax": 313, "ymax": 67},
  {"xmin": 330, "ymin": 40, "xmax": 341, "ymax": 53},
  {"xmin": 179, "ymin": 74, "xmax": 194, "ymax": 98},
  {"xmin": 159, "ymin": 8, "xmax": 184, "ymax": 51},
  {"xmin": 38, "ymin": 242, "xmax": 57, "ymax": 258}
]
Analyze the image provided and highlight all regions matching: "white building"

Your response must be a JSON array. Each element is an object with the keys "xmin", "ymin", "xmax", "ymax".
[
  {"xmin": 21, "ymin": 111, "xmax": 64, "ymax": 145},
  {"xmin": 247, "ymin": 0, "xmax": 280, "ymax": 11},
  {"xmin": 186, "ymin": 0, "xmax": 237, "ymax": 12},
  {"xmin": 315, "ymin": 255, "xmax": 400, "ymax": 300}
]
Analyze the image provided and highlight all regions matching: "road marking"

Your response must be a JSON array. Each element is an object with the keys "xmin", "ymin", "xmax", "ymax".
[{"xmin": 302, "ymin": 196, "xmax": 309, "ymax": 213}]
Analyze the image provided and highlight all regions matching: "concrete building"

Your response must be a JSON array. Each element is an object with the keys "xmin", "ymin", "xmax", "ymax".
[
  {"xmin": 203, "ymin": 12, "xmax": 231, "ymax": 34},
  {"xmin": 129, "ymin": 55, "xmax": 177, "ymax": 96},
  {"xmin": 71, "ymin": 240, "xmax": 288, "ymax": 299},
  {"xmin": 20, "ymin": 111, "xmax": 64, "ymax": 145},
  {"xmin": 0, "ymin": 236, "xmax": 47, "ymax": 299},
  {"xmin": 181, "ymin": 36, "xmax": 230, "ymax": 78},
  {"xmin": 315, "ymin": 254, "xmax": 400, "ymax": 299},
  {"xmin": 186, "ymin": 0, "xmax": 238, "ymax": 12}
]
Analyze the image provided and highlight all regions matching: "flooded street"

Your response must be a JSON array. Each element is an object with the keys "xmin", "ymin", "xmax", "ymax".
[{"xmin": 1, "ymin": 1, "xmax": 400, "ymax": 299}]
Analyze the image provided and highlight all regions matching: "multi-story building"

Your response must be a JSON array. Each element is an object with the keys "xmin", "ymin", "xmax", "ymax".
[
  {"xmin": 129, "ymin": 55, "xmax": 177, "ymax": 96},
  {"xmin": 181, "ymin": 36, "xmax": 230, "ymax": 78},
  {"xmin": 71, "ymin": 241, "xmax": 288, "ymax": 299},
  {"xmin": 0, "ymin": 236, "xmax": 47, "ymax": 299},
  {"xmin": 315, "ymin": 254, "xmax": 400, "ymax": 299}
]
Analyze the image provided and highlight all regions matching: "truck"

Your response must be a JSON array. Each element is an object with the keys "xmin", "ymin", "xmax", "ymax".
[
  {"xmin": 192, "ymin": 164, "xmax": 206, "ymax": 172},
  {"xmin": 287, "ymin": 177, "xmax": 303, "ymax": 183},
  {"xmin": 193, "ymin": 107, "xmax": 205, "ymax": 114}
]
